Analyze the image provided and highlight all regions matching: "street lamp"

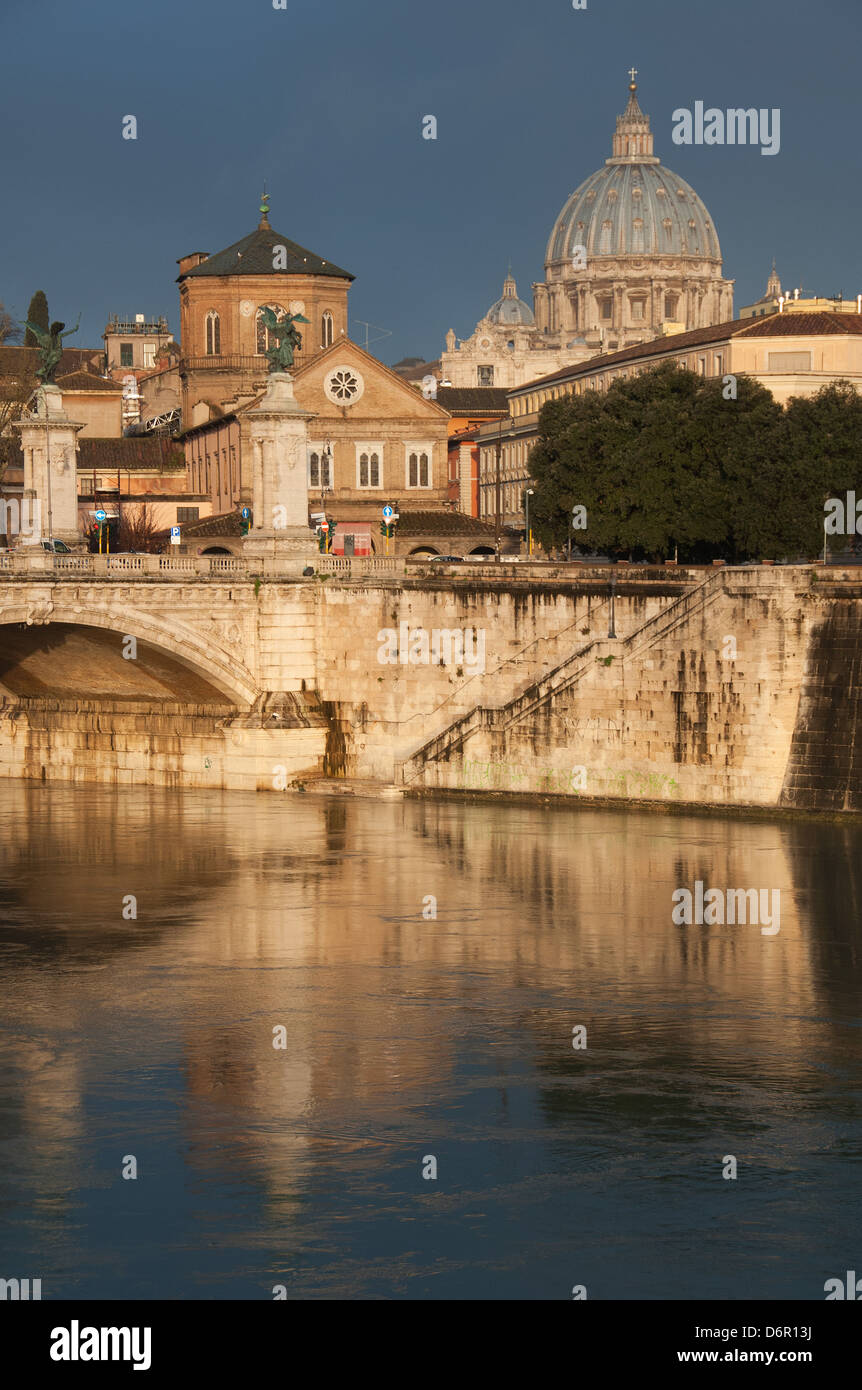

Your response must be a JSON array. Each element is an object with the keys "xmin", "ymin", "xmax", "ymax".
[
  {"xmin": 321, "ymin": 439, "xmax": 332, "ymax": 549},
  {"xmin": 524, "ymin": 488, "xmax": 535, "ymax": 557}
]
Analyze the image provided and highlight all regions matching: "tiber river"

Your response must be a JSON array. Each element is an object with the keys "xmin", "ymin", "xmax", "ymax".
[{"xmin": 0, "ymin": 781, "xmax": 859, "ymax": 1300}]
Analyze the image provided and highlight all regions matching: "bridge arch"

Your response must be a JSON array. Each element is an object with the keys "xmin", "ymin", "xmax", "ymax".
[{"xmin": 0, "ymin": 599, "xmax": 259, "ymax": 706}]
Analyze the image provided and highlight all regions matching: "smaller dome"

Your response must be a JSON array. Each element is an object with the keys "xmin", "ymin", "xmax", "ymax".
[{"xmin": 485, "ymin": 271, "xmax": 535, "ymax": 327}]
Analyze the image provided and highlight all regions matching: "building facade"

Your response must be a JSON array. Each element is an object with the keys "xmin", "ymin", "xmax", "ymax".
[{"xmin": 182, "ymin": 338, "xmax": 453, "ymax": 551}]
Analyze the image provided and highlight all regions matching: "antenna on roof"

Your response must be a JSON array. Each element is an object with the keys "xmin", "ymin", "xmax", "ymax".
[{"xmin": 352, "ymin": 320, "xmax": 393, "ymax": 350}]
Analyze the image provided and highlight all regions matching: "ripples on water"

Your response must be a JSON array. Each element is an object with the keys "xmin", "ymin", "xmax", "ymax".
[{"xmin": 0, "ymin": 782, "xmax": 860, "ymax": 1299}]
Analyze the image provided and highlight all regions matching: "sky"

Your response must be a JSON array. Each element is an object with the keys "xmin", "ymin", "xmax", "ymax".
[{"xmin": 1, "ymin": 0, "xmax": 860, "ymax": 365}]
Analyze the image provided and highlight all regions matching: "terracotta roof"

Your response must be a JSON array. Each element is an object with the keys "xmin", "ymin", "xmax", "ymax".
[
  {"xmin": 393, "ymin": 509, "xmax": 497, "ymax": 537},
  {"xmin": 176, "ymin": 511, "xmax": 241, "ymax": 538},
  {"xmin": 0, "ymin": 345, "xmax": 104, "ymax": 398},
  {"xmin": 172, "ymin": 508, "xmax": 496, "ymax": 540},
  {"xmin": 2, "ymin": 434, "xmax": 186, "ymax": 476},
  {"xmin": 514, "ymin": 311, "xmax": 862, "ymax": 394},
  {"xmin": 390, "ymin": 357, "xmax": 441, "ymax": 382},
  {"xmin": 78, "ymin": 438, "xmax": 186, "ymax": 470},
  {"xmin": 56, "ymin": 369, "xmax": 122, "ymax": 393},
  {"xmin": 738, "ymin": 311, "xmax": 862, "ymax": 337},
  {"xmin": 436, "ymin": 387, "xmax": 510, "ymax": 414},
  {"xmin": 177, "ymin": 223, "xmax": 353, "ymax": 282}
]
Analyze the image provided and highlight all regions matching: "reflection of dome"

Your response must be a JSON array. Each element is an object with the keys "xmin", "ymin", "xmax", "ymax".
[
  {"xmin": 485, "ymin": 271, "xmax": 535, "ymax": 327},
  {"xmin": 546, "ymin": 82, "xmax": 721, "ymax": 265}
]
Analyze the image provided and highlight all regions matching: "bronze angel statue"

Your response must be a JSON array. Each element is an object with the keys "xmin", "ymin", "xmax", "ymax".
[
  {"xmin": 25, "ymin": 316, "xmax": 81, "ymax": 384},
  {"xmin": 259, "ymin": 306, "xmax": 310, "ymax": 373}
]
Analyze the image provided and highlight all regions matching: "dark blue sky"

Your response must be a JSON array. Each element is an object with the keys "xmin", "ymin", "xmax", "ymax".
[{"xmin": 1, "ymin": 0, "xmax": 859, "ymax": 364}]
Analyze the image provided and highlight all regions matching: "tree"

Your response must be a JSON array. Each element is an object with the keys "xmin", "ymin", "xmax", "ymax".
[
  {"xmin": 24, "ymin": 290, "xmax": 49, "ymax": 347},
  {"xmin": 527, "ymin": 361, "xmax": 840, "ymax": 562},
  {"xmin": 115, "ymin": 503, "xmax": 161, "ymax": 553},
  {"xmin": 0, "ymin": 365, "xmax": 38, "ymax": 484},
  {"xmin": 0, "ymin": 302, "xmax": 22, "ymax": 345}
]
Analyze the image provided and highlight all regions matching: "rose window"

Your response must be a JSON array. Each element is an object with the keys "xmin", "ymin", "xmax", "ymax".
[{"xmin": 324, "ymin": 366, "xmax": 364, "ymax": 405}]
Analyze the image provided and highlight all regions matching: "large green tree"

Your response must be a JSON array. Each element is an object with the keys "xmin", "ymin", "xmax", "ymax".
[
  {"xmin": 529, "ymin": 364, "xmax": 862, "ymax": 562},
  {"xmin": 24, "ymin": 289, "xmax": 49, "ymax": 347}
]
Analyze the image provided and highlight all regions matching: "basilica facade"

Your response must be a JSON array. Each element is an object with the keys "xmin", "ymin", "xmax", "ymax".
[{"xmin": 441, "ymin": 76, "xmax": 734, "ymax": 389}]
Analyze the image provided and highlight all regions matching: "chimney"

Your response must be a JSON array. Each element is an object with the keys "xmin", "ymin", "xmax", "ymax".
[{"xmin": 177, "ymin": 251, "xmax": 210, "ymax": 276}]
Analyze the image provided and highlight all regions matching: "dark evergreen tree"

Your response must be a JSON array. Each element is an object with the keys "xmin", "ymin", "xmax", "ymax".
[{"xmin": 24, "ymin": 290, "xmax": 49, "ymax": 347}]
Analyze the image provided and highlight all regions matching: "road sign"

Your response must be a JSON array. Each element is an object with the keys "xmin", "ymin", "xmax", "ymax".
[
  {"xmin": 95, "ymin": 509, "xmax": 106, "ymax": 522},
  {"xmin": 241, "ymin": 506, "xmax": 250, "ymax": 519},
  {"xmin": 170, "ymin": 526, "xmax": 181, "ymax": 545},
  {"xmin": 320, "ymin": 521, "xmax": 329, "ymax": 532},
  {"xmin": 382, "ymin": 505, "xmax": 393, "ymax": 520}
]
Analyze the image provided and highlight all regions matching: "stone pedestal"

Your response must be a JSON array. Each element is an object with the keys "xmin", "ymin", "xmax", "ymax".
[
  {"xmin": 12, "ymin": 385, "xmax": 84, "ymax": 548},
  {"xmin": 243, "ymin": 372, "xmax": 318, "ymax": 561}
]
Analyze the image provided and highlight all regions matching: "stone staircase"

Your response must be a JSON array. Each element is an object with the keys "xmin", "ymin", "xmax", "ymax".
[{"xmin": 399, "ymin": 569, "xmax": 726, "ymax": 786}]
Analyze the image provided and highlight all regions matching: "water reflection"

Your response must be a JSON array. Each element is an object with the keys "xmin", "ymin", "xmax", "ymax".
[{"xmin": 0, "ymin": 783, "xmax": 860, "ymax": 1299}]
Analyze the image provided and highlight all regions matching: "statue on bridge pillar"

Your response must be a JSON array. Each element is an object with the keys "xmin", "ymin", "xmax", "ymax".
[
  {"xmin": 12, "ymin": 313, "xmax": 86, "ymax": 549},
  {"xmin": 242, "ymin": 364, "xmax": 319, "ymax": 565},
  {"xmin": 25, "ymin": 316, "xmax": 81, "ymax": 385}
]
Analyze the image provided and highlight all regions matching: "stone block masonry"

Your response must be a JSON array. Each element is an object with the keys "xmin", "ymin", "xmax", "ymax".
[{"xmin": 0, "ymin": 566, "xmax": 859, "ymax": 811}]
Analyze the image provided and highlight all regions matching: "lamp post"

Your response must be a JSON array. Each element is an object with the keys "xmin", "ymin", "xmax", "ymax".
[
  {"xmin": 321, "ymin": 439, "xmax": 332, "ymax": 550},
  {"xmin": 524, "ymin": 488, "xmax": 534, "ymax": 557}
]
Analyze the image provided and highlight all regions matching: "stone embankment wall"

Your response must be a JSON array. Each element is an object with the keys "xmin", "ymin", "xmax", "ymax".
[
  {"xmin": 391, "ymin": 570, "xmax": 862, "ymax": 813},
  {"xmin": 0, "ymin": 566, "xmax": 860, "ymax": 810}
]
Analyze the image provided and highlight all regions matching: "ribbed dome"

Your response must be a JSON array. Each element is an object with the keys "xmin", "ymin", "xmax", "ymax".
[
  {"xmin": 547, "ymin": 163, "xmax": 720, "ymax": 263},
  {"xmin": 485, "ymin": 271, "xmax": 535, "ymax": 327},
  {"xmin": 546, "ymin": 82, "xmax": 721, "ymax": 265}
]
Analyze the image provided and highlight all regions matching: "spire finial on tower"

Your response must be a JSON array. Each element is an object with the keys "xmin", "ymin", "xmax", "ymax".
[
  {"xmin": 259, "ymin": 184, "xmax": 271, "ymax": 230},
  {"xmin": 607, "ymin": 68, "xmax": 657, "ymax": 164}
]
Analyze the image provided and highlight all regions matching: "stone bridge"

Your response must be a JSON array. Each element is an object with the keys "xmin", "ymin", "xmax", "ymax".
[{"xmin": 0, "ymin": 554, "xmax": 859, "ymax": 812}]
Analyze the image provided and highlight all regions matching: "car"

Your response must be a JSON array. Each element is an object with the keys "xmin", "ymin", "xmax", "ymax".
[
  {"xmin": 16, "ymin": 538, "xmax": 73, "ymax": 554},
  {"xmin": 429, "ymin": 554, "xmax": 465, "ymax": 563}
]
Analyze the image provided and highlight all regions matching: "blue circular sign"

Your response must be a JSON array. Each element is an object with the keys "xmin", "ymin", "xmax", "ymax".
[
  {"xmin": 241, "ymin": 506, "xmax": 250, "ymax": 519},
  {"xmin": 382, "ymin": 505, "xmax": 393, "ymax": 519},
  {"xmin": 95, "ymin": 510, "xmax": 106, "ymax": 522}
]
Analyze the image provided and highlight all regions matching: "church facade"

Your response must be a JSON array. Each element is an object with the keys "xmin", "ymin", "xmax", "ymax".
[{"xmin": 441, "ymin": 75, "xmax": 734, "ymax": 389}]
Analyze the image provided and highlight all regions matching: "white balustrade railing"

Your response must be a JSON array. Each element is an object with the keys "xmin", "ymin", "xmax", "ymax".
[
  {"xmin": 106, "ymin": 555, "xmax": 145, "ymax": 572},
  {"xmin": 54, "ymin": 555, "xmax": 94, "ymax": 572},
  {"xmin": 0, "ymin": 548, "xmax": 817, "ymax": 585}
]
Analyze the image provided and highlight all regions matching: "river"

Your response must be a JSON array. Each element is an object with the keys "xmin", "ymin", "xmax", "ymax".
[{"xmin": 0, "ymin": 782, "xmax": 859, "ymax": 1299}]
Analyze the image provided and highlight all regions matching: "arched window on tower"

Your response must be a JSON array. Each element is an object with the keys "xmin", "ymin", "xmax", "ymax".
[
  {"xmin": 599, "ymin": 219, "xmax": 613, "ymax": 254},
  {"xmin": 205, "ymin": 311, "xmax": 220, "ymax": 356},
  {"xmin": 256, "ymin": 305, "xmax": 288, "ymax": 355},
  {"xmin": 321, "ymin": 311, "xmax": 334, "ymax": 348},
  {"xmin": 632, "ymin": 217, "xmax": 644, "ymax": 252}
]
